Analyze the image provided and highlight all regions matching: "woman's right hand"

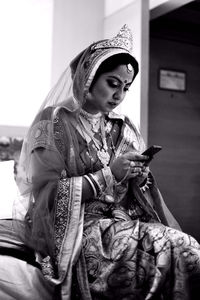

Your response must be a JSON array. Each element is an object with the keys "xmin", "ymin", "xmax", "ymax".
[{"xmin": 110, "ymin": 151, "xmax": 149, "ymax": 183}]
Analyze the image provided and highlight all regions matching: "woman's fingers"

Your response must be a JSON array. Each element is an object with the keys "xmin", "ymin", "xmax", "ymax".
[
  {"xmin": 129, "ymin": 166, "xmax": 143, "ymax": 177},
  {"xmin": 124, "ymin": 151, "xmax": 149, "ymax": 162},
  {"xmin": 129, "ymin": 161, "xmax": 144, "ymax": 168},
  {"xmin": 110, "ymin": 153, "xmax": 149, "ymax": 182},
  {"xmin": 128, "ymin": 164, "xmax": 150, "ymax": 179}
]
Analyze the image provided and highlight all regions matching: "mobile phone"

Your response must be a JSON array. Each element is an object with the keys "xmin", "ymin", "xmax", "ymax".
[{"xmin": 142, "ymin": 145, "xmax": 162, "ymax": 163}]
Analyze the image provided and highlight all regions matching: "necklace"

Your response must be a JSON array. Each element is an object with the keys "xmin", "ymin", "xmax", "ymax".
[
  {"xmin": 97, "ymin": 119, "xmax": 110, "ymax": 166},
  {"xmin": 80, "ymin": 109, "xmax": 101, "ymax": 133},
  {"xmin": 79, "ymin": 114, "xmax": 110, "ymax": 166}
]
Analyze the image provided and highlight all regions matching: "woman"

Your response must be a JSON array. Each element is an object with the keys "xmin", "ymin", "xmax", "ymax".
[{"xmin": 14, "ymin": 25, "xmax": 200, "ymax": 299}]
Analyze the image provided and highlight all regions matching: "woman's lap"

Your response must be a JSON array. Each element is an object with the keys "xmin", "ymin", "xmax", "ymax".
[{"xmin": 83, "ymin": 219, "xmax": 200, "ymax": 299}]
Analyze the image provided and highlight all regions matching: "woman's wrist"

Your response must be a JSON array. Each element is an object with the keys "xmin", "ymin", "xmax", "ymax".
[
  {"xmin": 84, "ymin": 166, "xmax": 130, "ymax": 204},
  {"xmin": 84, "ymin": 167, "xmax": 114, "ymax": 201}
]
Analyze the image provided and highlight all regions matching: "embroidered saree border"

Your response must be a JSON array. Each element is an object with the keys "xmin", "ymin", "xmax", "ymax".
[
  {"xmin": 41, "ymin": 176, "xmax": 83, "ymax": 300},
  {"xmin": 56, "ymin": 176, "xmax": 83, "ymax": 300}
]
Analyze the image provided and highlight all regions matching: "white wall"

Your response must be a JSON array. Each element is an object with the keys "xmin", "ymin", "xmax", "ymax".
[
  {"xmin": 51, "ymin": 0, "xmax": 104, "ymax": 86},
  {"xmin": 0, "ymin": 0, "xmax": 53, "ymax": 128}
]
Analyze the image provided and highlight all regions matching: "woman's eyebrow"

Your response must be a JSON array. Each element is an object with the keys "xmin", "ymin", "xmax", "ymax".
[{"xmin": 108, "ymin": 75, "xmax": 132, "ymax": 85}]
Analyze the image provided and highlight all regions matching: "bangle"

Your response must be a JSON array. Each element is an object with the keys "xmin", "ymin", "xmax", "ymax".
[
  {"xmin": 87, "ymin": 173, "xmax": 102, "ymax": 196},
  {"xmin": 84, "ymin": 175, "xmax": 98, "ymax": 197},
  {"xmin": 140, "ymin": 176, "xmax": 153, "ymax": 192},
  {"xmin": 87, "ymin": 167, "xmax": 115, "ymax": 202}
]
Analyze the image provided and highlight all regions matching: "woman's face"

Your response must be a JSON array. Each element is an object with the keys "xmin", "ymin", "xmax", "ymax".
[{"xmin": 83, "ymin": 64, "xmax": 134, "ymax": 114}]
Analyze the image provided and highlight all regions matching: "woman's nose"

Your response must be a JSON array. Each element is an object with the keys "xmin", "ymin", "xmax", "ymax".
[{"xmin": 113, "ymin": 88, "xmax": 124, "ymax": 101}]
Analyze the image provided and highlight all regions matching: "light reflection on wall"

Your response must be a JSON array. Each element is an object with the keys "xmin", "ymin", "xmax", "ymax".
[{"xmin": 0, "ymin": 0, "xmax": 53, "ymax": 127}]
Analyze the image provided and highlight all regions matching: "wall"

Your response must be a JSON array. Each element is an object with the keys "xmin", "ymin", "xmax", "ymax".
[
  {"xmin": 51, "ymin": 0, "xmax": 104, "ymax": 86},
  {"xmin": 0, "ymin": 0, "xmax": 53, "ymax": 130},
  {"xmin": 148, "ymin": 37, "xmax": 200, "ymax": 241}
]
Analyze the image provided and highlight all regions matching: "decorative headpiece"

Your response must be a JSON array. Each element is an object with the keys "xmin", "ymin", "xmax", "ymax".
[
  {"xmin": 92, "ymin": 24, "xmax": 133, "ymax": 53},
  {"xmin": 81, "ymin": 24, "xmax": 136, "ymax": 92}
]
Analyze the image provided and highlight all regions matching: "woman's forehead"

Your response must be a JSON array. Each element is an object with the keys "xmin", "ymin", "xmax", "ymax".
[{"xmin": 103, "ymin": 64, "xmax": 134, "ymax": 83}]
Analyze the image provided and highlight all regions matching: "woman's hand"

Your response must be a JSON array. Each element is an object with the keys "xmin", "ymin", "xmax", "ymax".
[
  {"xmin": 110, "ymin": 151, "xmax": 149, "ymax": 184},
  {"xmin": 132, "ymin": 165, "xmax": 149, "ymax": 186}
]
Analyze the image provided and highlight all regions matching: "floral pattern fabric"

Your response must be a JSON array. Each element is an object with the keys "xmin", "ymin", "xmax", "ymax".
[{"xmin": 83, "ymin": 215, "xmax": 200, "ymax": 300}]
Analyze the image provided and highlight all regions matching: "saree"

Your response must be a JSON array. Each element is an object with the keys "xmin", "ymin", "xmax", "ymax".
[{"xmin": 16, "ymin": 107, "xmax": 200, "ymax": 300}]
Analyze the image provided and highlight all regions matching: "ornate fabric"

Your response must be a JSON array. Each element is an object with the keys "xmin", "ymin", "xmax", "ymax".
[{"xmin": 83, "ymin": 218, "xmax": 200, "ymax": 300}]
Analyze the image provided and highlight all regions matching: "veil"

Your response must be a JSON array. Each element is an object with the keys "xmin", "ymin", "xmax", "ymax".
[{"xmin": 38, "ymin": 66, "xmax": 78, "ymax": 113}]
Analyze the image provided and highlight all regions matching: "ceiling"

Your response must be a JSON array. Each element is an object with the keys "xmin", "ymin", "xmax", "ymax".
[{"xmin": 150, "ymin": 0, "xmax": 200, "ymax": 45}]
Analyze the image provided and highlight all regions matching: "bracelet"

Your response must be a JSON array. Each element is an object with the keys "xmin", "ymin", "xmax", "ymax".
[
  {"xmin": 85, "ymin": 167, "xmax": 130, "ymax": 204},
  {"xmin": 140, "ymin": 176, "xmax": 153, "ymax": 192},
  {"xmin": 86, "ymin": 167, "xmax": 115, "ymax": 202},
  {"xmin": 87, "ymin": 173, "xmax": 102, "ymax": 197},
  {"xmin": 90, "ymin": 173, "xmax": 104, "ymax": 196},
  {"xmin": 84, "ymin": 175, "xmax": 98, "ymax": 198}
]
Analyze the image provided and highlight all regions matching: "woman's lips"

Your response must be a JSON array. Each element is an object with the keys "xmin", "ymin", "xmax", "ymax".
[{"xmin": 108, "ymin": 102, "xmax": 117, "ymax": 107}]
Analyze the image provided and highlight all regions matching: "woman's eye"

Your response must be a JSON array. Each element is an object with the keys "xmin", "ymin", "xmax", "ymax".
[{"xmin": 107, "ymin": 80, "xmax": 119, "ymax": 88}]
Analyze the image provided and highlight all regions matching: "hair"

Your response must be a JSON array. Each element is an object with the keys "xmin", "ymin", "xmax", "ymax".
[{"xmin": 90, "ymin": 53, "xmax": 139, "ymax": 89}]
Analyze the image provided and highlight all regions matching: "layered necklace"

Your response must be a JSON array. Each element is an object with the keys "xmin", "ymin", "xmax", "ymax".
[{"xmin": 79, "ymin": 109, "xmax": 110, "ymax": 166}]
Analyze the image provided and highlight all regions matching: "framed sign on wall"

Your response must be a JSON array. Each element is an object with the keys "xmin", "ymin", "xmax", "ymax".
[{"xmin": 158, "ymin": 69, "xmax": 186, "ymax": 92}]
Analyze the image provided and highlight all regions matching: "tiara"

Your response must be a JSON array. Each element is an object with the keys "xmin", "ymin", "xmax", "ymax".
[{"xmin": 92, "ymin": 24, "xmax": 133, "ymax": 53}]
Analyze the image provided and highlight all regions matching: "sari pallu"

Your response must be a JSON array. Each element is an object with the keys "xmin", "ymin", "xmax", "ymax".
[{"xmin": 16, "ymin": 107, "xmax": 86, "ymax": 300}]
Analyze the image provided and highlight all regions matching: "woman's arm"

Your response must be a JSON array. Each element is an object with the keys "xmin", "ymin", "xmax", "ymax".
[{"xmin": 30, "ymin": 147, "xmax": 99, "ymax": 203}]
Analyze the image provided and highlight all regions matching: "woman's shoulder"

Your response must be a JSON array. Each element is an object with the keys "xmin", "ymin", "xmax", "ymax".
[
  {"xmin": 33, "ymin": 106, "xmax": 72, "ymax": 124},
  {"xmin": 33, "ymin": 106, "xmax": 54, "ymax": 124}
]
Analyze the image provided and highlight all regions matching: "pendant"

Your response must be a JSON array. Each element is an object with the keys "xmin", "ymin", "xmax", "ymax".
[
  {"xmin": 97, "ymin": 148, "xmax": 110, "ymax": 166},
  {"xmin": 91, "ymin": 120, "xmax": 100, "ymax": 133}
]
